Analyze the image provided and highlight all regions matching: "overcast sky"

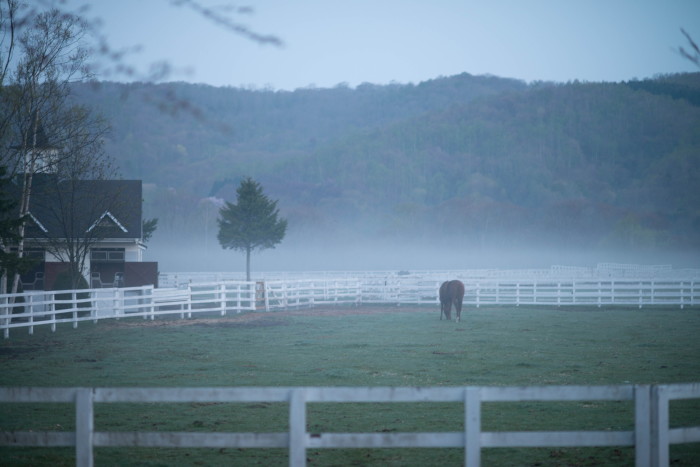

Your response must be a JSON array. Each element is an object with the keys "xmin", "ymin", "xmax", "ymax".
[{"xmin": 69, "ymin": 0, "xmax": 700, "ymax": 90}]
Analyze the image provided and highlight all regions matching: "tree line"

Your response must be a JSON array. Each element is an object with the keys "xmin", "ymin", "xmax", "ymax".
[{"xmin": 64, "ymin": 72, "xmax": 700, "ymax": 251}]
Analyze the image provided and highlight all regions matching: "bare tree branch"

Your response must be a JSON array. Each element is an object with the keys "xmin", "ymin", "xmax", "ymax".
[{"xmin": 679, "ymin": 28, "xmax": 700, "ymax": 67}]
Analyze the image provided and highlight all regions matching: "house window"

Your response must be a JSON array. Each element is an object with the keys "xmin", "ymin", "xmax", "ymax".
[
  {"xmin": 91, "ymin": 248, "xmax": 125, "ymax": 262},
  {"xmin": 24, "ymin": 249, "xmax": 45, "ymax": 261},
  {"xmin": 10, "ymin": 248, "xmax": 44, "ymax": 260}
]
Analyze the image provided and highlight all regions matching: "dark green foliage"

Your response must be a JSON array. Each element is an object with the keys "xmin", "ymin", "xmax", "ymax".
[
  {"xmin": 626, "ymin": 75, "xmax": 700, "ymax": 106},
  {"xmin": 217, "ymin": 177, "xmax": 287, "ymax": 279},
  {"xmin": 217, "ymin": 177, "xmax": 287, "ymax": 251},
  {"xmin": 0, "ymin": 166, "xmax": 33, "ymax": 279},
  {"xmin": 68, "ymin": 73, "xmax": 700, "ymax": 249},
  {"xmin": 141, "ymin": 217, "xmax": 158, "ymax": 244}
]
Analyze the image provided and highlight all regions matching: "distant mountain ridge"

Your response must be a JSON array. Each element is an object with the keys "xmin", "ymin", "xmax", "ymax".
[{"xmin": 70, "ymin": 72, "xmax": 700, "ymax": 251}]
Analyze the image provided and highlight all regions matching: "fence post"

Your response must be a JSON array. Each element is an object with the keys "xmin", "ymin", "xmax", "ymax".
[
  {"xmin": 309, "ymin": 281, "xmax": 315, "ymax": 308},
  {"xmin": 145, "ymin": 288, "xmax": 154, "ymax": 320},
  {"xmin": 289, "ymin": 388, "xmax": 307, "ymax": 467},
  {"xmin": 220, "ymin": 283, "xmax": 227, "ymax": 316},
  {"xmin": 650, "ymin": 385, "xmax": 669, "ymax": 467},
  {"xmin": 91, "ymin": 290, "xmax": 98, "ymax": 324},
  {"xmin": 72, "ymin": 291, "xmax": 79, "ymax": 328},
  {"xmin": 28, "ymin": 293, "xmax": 34, "ymax": 335},
  {"xmin": 679, "ymin": 281, "xmax": 685, "ymax": 310},
  {"xmin": 465, "ymin": 387, "xmax": 481, "ymax": 467},
  {"xmin": 634, "ymin": 385, "xmax": 651, "ymax": 467},
  {"xmin": 1, "ymin": 295, "xmax": 8, "ymax": 339},
  {"xmin": 49, "ymin": 293, "xmax": 56, "ymax": 332},
  {"xmin": 283, "ymin": 282, "xmax": 288, "ymax": 309},
  {"xmin": 187, "ymin": 284, "xmax": 193, "ymax": 318},
  {"xmin": 533, "ymin": 281, "xmax": 538, "ymax": 305},
  {"xmin": 75, "ymin": 388, "xmax": 95, "ymax": 467},
  {"xmin": 557, "ymin": 282, "xmax": 561, "ymax": 307},
  {"xmin": 112, "ymin": 288, "xmax": 120, "ymax": 319}
]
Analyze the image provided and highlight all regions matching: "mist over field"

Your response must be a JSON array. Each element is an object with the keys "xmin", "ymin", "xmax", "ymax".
[
  {"xmin": 69, "ymin": 73, "xmax": 700, "ymax": 273},
  {"xmin": 144, "ymin": 231, "xmax": 698, "ymax": 274}
]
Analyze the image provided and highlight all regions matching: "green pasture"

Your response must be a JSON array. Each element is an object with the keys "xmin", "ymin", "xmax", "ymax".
[{"xmin": 1, "ymin": 306, "xmax": 699, "ymax": 466}]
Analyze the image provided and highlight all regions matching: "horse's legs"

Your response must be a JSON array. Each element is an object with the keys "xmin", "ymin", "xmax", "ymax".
[
  {"xmin": 445, "ymin": 302, "xmax": 452, "ymax": 320},
  {"xmin": 454, "ymin": 300, "xmax": 462, "ymax": 323}
]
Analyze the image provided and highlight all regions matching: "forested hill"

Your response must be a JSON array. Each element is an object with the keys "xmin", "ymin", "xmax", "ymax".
[
  {"xmin": 71, "ymin": 72, "xmax": 700, "ymax": 251},
  {"xmin": 71, "ymin": 73, "xmax": 526, "ymax": 194}
]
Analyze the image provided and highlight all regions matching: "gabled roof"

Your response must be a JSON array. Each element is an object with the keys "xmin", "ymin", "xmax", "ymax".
[
  {"xmin": 9, "ymin": 175, "xmax": 142, "ymax": 240},
  {"xmin": 87, "ymin": 211, "xmax": 128, "ymax": 233}
]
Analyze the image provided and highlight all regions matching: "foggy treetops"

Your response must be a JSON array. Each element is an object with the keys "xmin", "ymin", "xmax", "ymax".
[{"xmin": 69, "ymin": 72, "xmax": 700, "ymax": 255}]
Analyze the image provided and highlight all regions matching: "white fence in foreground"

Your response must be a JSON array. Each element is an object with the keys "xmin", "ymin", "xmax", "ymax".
[
  {"xmin": 1, "ymin": 274, "xmax": 698, "ymax": 338},
  {"xmin": 1, "ymin": 383, "xmax": 699, "ymax": 467}
]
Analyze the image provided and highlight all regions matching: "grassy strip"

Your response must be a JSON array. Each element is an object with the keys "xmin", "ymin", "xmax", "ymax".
[{"xmin": 1, "ymin": 306, "xmax": 699, "ymax": 465}]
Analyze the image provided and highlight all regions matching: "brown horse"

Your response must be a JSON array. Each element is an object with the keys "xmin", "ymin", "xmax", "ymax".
[{"xmin": 439, "ymin": 280, "xmax": 465, "ymax": 322}]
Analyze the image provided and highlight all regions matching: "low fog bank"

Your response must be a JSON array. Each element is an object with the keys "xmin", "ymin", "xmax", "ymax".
[{"xmin": 144, "ymin": 234, "xmax": 699, "ymax": 274}]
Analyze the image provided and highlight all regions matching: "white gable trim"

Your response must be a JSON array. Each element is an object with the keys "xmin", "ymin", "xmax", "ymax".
[
  {"xmin": 26, "ymin": 211, "xmax": 48, "ymax": 233},
  {"xmin": 87, "ymin": 211, "xmax": 128, "ymax": 233}
]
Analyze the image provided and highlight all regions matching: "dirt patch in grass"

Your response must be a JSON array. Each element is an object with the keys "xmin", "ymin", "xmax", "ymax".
[{"xmin": 105, "ymin": 305, "xmax": 431, "ymax": 329}]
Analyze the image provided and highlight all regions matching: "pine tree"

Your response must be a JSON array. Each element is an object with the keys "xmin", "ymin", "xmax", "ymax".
[{"xmin": 217, "ymin": 177, "xmax": 287, "ymax": 281}]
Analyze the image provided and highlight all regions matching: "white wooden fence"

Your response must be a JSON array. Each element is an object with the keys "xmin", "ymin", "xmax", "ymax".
[
  {"xmin": 1, "ymin": 383, "xmax": 699, "ymax": 467},
  {"xmin": 158, "ymin": 264, "xmax": 700, "ymax": 288},
  {"xmin": 1, "ymin": 274, "xmax": 698, "ymax": 338},
  {"xmin": 0, "ymin": 279, "xmax": 362, "ymax": 338}
]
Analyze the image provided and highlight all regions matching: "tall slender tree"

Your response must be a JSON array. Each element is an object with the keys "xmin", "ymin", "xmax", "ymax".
[
  {"xmin": 0, "ymin": 166, "xmax": 32, "ymax": 285},
  {"xmin": 217, "ymin": 177, "xmax": 287, "ymax": 281},
  {"xmin": 0, "ymin": 6, "xmax": 112, "ymax": 291}
]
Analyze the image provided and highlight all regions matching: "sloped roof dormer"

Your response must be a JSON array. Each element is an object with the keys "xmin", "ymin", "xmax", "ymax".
[
  {"xmin": 87, "ymin": 211, "xmax": 128, "ymax": 234},
  {"xmin": 26, "ymin": 211, "xmax": 48, "ymax": 233}
]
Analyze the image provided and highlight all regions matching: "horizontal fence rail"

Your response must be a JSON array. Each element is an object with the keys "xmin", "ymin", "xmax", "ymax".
[
  {"xmin": 1, "ymin": 270, "xmax": 698, "ymax": 337},
  {"xmin": 158, "ymin": 264, "xmax": 700, "ymax": 288},
  {"xmin": 1, "ymin": 383, "xmax": 698, "ymax": 467}
]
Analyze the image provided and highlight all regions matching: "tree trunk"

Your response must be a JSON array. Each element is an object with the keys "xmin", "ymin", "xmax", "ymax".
[
  {"xmin": 11, "ymin": 171, "xmax": 32, "ymax": 295},
  {"xmin": 246, "ymin": 246, "xmax": 251, "ymax": 282},
  {"xmin": 12, "ymin": 115, "xmax": 40, "ymax": 295}
]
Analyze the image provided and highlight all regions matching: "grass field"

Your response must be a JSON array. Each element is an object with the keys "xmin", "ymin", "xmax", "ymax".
[{"xmin": 1, "ymin": 305, "xmax": 699, "ymax": 466}]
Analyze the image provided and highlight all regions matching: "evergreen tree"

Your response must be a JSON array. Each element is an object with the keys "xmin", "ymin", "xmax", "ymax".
[
  {"xmin": 0, "ymin": 166, "xmax": 33, "ymax": 293},
  {"xmin": 217, "ymin": 177, "xmax": 287, "ymax": 281}
]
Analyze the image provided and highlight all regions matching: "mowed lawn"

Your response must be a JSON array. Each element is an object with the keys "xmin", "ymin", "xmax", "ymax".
[{"xmin": 1, "ymin": 305, "xmax": 699, "ymax": 466}]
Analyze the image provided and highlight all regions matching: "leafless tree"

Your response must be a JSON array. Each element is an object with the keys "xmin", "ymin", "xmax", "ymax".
[
  {"xmin": 30, "ymin": 104, "xmax": 117, "ymax": 289},
  {"xmin": 0, "ymin": 4, "xmax": 112, "ymax": 292},
  {"xmin": 679, "ymin": 28, "xmax": 700, "ymax": 68},
  {"xmin": 0, "ymin": 0, "xmax": 282, "ymax": 291}
]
